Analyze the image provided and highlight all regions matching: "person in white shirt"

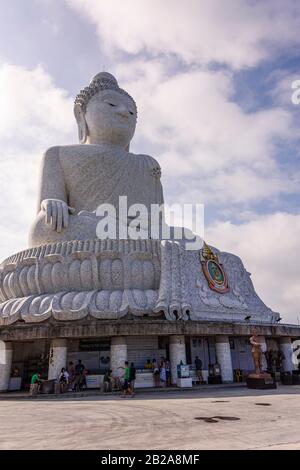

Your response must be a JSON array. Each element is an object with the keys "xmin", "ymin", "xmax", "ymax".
[{"xmin": 58, "ymin": 367, "xmax": 69, "ymax": 393}]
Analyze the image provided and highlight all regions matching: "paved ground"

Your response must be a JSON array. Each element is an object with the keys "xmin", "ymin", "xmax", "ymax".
[{"xmin": 0, "ymin": 385, "xmax": 300, "ymax": 450}]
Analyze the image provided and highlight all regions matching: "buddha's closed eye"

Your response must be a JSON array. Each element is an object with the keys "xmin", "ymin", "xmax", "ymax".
[{"xmin": 106, "ymin": 101, "xmax": 134, "ymax": 115}]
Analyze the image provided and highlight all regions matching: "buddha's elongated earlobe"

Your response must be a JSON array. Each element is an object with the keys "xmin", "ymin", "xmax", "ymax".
[{"xmin": 74, "ymin": 104, "xmax": 88, "ymax": 143}]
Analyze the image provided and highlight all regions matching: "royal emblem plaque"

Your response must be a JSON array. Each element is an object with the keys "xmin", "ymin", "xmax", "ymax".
[{"xmin": 200, "ymin": 242, "xmax": 229, "ymax": 294}]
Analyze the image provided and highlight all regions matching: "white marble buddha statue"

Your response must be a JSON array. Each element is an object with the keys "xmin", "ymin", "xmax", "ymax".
[
  {"xmin": 29, "ymin": 72, "xmax": 164, "ymax": 247},
  {"xmin": 0, "ymin": 72, "xmax": 278, "ymax": 325}
]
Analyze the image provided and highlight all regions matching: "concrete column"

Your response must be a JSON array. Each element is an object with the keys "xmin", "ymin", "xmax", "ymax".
[
  {"xmin": 169, "ymin": 335, "xmax": 186, "ymax": 385},
  {"xmin": 48, "ymin": 339, "xmax": 67, "ymax": 380},
  {"xmin": 0, "ymin": 341, "xmax": 13, "ymax": 392},
  {"xmin": 111, "ymin": 336, "xmax": 127, "ymax": 372},
  {"xmin": 279, "ymin": 337, "xmax": 293, "ymax": 372},
  {"xmin": 215, "ymin": 336, "xmax": 233, "ymax": 383}
]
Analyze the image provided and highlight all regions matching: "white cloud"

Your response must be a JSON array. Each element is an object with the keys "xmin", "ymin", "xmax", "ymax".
[
  {"xmin": 65, "ymin": 1, "xmax": 300, "ymax": 206},
  {"xmin": 114, "ymin": 61, "xmax": 299, "ymax": 205},
  {"xmin": 66, "ymin": 0, "xmax": 300, "ymax": 204},
  {"xmin": 0, "ymin": 63, "xmax": 75, "ymax": 260},
  {"xmin": 0, "ymin": 63, "xmax": 73, "ymax": 148},
  {"xmin": 206, "ymin": 213, "xmax": 300, "ymax": 324},
  {"xmin": 67, "ymin": 0, "xmax": 300, "ymax": 70}
]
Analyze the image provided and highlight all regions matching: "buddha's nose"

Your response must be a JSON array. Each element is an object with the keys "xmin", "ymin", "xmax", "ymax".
[{"xmin": 116, "ymin": 105, "xmax": 130, "ymax": 118}]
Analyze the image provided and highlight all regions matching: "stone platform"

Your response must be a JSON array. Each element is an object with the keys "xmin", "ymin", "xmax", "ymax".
[
  {"xmin": 246, "ymin": 373, "xmax": 277, "ymax": 390},
  {"xmin": 0, "ymin": 237, "xmax": 280, "ymax": 326},
  {"xmin": 0, "ymin": 239, "xmax": 162, "ymax": 325}
]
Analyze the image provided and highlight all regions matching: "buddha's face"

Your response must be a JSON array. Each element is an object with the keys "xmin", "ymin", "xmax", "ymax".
[{"xmin": 84, "ymin": 90, "xmax": 137, "ymax": 147}]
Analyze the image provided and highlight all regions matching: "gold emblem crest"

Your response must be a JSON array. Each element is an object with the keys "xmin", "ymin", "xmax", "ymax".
[{"xmin": 200, "ymin": 242, "xmax": 229, "ymax": 294}]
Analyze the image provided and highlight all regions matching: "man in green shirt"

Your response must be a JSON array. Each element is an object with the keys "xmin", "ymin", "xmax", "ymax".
[
  {"xmin": 29, "ymin": 372, "xmax": 42, "ymax": 395},
  {"xmin": 121, "ymin": 361, "xmax": 134, "ymax": 398}
]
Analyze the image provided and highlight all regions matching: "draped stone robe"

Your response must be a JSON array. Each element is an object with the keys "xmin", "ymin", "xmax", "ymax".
[{"xmin": 29, "ymin": 144, "xmax": 164, "ymax": 246}]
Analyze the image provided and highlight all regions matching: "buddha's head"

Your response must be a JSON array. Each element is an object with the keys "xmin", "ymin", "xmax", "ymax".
[{"xmin": 74, "ymin": 72, "xmax": 137, "ymax": 148}]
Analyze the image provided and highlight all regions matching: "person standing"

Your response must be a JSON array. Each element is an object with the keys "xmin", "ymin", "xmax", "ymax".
[
  {"xmin": 165, "ymin": 359, "xmax": 171, "ymax": 386},
  {"xmin": 195, "ymin": 356, "xmax": 204, "ymax": 384},
  {"xmin": 152, "ymin": 359, "xmax": 160, "ymax": 387},
  {"xmin": 58, "ymin": 367, "xmax": 69, "ymax": 393},
  {"xmin": 121, "ymin": 361, "xmax": 134, "ymax": 398},
  {"xmin": 129, "ymin": 362, "xmax": 136, "ymax": 391},
  {"xmin": 67, "ymin": 361, "xmax": 75, "ymax": 391},
  {"xmin": 82, "ymin": 367, "xmax": 88, "ymax": 389},
  {"xmin": 160, "ymin": 358, "xmax": 167, "ymax": 387},
  {"xmin": 74, "ymin": 359, "xmax": 85, "ymax": 391},
  {"xmin": 103, "ymin": 370, "xmax": 113, "ymax": 392}
]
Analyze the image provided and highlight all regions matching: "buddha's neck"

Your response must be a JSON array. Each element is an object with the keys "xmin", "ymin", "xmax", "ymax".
[{"xmin": 85, "ymin": 136, "xmax": 128, "ymax": 151}]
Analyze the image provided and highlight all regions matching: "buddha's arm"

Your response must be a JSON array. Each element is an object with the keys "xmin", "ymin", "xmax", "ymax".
[{"xmin": 37, "ymin": 146, "xmax": 74, "ymax": 232}]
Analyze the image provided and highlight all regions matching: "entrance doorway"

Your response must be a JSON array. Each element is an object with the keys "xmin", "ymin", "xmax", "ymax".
[{"xmin": 12, "ymin": 340, "xmax": 49, "ymax": 390}]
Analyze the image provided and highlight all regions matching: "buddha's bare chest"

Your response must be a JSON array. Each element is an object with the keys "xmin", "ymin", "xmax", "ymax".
[
  {"xmin": 58, "ymin": 149, "xmax": 158, "ymax": 205},
  {"xmin": 60, "ymin": 149, "xmax": 124, "ymax": 177}
]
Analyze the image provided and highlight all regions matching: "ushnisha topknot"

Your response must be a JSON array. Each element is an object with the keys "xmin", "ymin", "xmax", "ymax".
[{"xmin": 74, "ymin": 71, "xmax": 137, "ymax": 113}]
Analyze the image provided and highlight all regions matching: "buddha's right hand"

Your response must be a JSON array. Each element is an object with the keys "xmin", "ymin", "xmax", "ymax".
[{"xmin": 41, "ymin": 199, "xmax": 75, "ymax": 233}]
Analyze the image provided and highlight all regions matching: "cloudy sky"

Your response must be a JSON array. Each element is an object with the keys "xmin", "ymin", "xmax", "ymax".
[{"xmin": 0, "ymin": 0, "xmax": 300, "ymax": 323}]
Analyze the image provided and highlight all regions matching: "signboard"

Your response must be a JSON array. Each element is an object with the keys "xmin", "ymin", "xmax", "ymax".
[
  {"xmin": 86, "ymin": 375, "xmax": 103, "ymax": 389},
  {"xmin": 135, "ymin": 372, "xmax": 154, "ymax": 389},
  {"xmin": 177, "ymin": 364, "xmax": 190, "ymax": 378},
  {"xmin": 79, "ymin": 339, "xmax": 110, "ymax": 352}
]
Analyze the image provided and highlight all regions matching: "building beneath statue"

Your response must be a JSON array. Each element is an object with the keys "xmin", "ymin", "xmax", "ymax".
[
  {"xmin": 0, "ymin": 317, "xmax": 299, "ymax": 392},
  {"xmin": 1, "ymin": 238, "xmax": 299, "ymax": 392},
  {"xmin": 0, "ymin": 72, "xmax": 299, "ymax": 392}
]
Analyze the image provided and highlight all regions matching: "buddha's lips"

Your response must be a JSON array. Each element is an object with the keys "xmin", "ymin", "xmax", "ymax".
[{"xmin": 116, "ymin": 113, "xmax": 130, "ymax": 120}]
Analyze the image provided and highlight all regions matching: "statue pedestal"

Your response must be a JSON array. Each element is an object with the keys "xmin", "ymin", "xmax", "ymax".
[
  {"xmin": 246, "ymin": 373, "xmax": 276, "ymax": 390},
  {"xmin": 0, "ymin": 239, "xmax": 162, "ymax": 325}
]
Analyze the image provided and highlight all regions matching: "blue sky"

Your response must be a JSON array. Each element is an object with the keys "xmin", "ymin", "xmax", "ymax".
[{"xmin": 0, "ymin": 0, "xmax": 300, "ymax": 323}]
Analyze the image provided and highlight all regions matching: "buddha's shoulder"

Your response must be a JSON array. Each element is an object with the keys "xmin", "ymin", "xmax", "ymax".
[
  {"xmin": 43, "ymin": 145, "xmax": 97, "ymax": 163},
  {"xmin": 132, "ymin": 152, "xmax": 161, "ymax": 169},
  {"xmin": 44, "ymin": 144, "xmax": 90, "ymax": 156}
]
